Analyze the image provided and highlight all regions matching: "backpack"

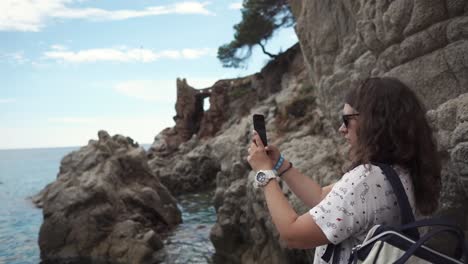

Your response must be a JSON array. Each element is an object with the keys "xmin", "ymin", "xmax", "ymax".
[{"xmin": 322, "ymin": 163, "xmax": 467, "ymax": 264}]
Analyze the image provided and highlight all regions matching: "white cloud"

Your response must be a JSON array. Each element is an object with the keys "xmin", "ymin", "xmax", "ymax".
[
  {"xmin": 43, "ymin": 47, "xmax": 214, "ymax": 63},
  {"xmin": 1, "ymin": 52, "xmax": 28, "ymax": 64},
  {"xmin": 0, "ymin": 0, "xmax": 213, "ymax": 32},
  {"xmin": 181, "ymin": 48, "xmax": 215, "ymax": 59},
  {"xmin": 229, "ymin": 2, "xmax": 242, "ymax": 10},
  {"xmin": 0, "ymin": 98, "xmax": 16, "ymax": 103},
  {"xmin": 50, "ymin": 44, "xmax": 67, "ymax": 51}
]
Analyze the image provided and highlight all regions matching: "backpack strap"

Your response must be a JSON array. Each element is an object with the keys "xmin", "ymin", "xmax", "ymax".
[
  {"xmin": 394, "ymin": 226, "xmax": 467, "ymax": 264},
  {"xmin": 321, "ymin": 243, "xmax": 340, "ymax": 263},
  {"xmin": 323, "ymin": 163, "xmax": 420, "ymax": 263},
  {"xmin": 373, "ymin": 162, "xmax": 420, "ymax": 240}
]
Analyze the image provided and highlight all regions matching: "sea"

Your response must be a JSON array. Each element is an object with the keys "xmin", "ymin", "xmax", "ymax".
[{"xmin": 0, "ymin": 146, "xmax": 216, "ymax": 264}]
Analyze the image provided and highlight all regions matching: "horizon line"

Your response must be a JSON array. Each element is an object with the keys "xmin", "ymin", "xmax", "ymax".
[{"xmin": 0, "ymin": 142, "xmax": 153, "ymax": 151}]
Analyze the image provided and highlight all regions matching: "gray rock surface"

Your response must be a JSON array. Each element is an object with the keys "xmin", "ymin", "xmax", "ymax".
[
  {"xmin": 34, "ymin": 131, "xmax": 181, "ymax": 264},
  {"xmin": 289, "ymin": 0, "xmax": 468, "ymax": 257},
  {"xmin": 147, "ymin": 136, "xmax": 221, "ymax": 195},
  {"xmin": 139, "ymin": 2, "xmax": 468, "ymax": 262},
  {"xmin": 290, "ymin": 0, "xmax": 468, "ymax": 121},
  {"xmin": 209, "ymin": 0, "xmax": 468, "ymax": 262}
]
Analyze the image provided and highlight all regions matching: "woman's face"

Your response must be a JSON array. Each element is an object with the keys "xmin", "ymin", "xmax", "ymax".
[{"xmin": 339, "ymin": 103, "xmax": 359, "ymax": 149}]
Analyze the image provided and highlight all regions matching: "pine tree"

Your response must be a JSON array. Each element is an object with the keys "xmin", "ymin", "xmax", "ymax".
[{"xmin": 218, "ymin": 0, "xmax": 294, "ymax": 68}]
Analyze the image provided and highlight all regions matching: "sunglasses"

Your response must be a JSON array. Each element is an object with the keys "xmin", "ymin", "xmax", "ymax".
[{"xmin": 342, "ymin": 114, "xmax": 359, "ymax": 128}]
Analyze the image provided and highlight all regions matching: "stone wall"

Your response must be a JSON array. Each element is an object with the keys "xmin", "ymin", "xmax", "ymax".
[
  {"xmin": 290, "ymin": 0, "xmax": 468, "ymax": 119},
  {"xmin": 290, "ymin": 0, "xmax": 468, "ymax": 253}
]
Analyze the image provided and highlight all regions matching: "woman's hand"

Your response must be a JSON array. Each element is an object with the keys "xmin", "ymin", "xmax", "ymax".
[
  {"xmin": 247, "ymin": 131, "xmax": 274, "ymax": 171},
  {"xmin": 265, "ymin": 145, "xmax": 280, "ymax": 165}
]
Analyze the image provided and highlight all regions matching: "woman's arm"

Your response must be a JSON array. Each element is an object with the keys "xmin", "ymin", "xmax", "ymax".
[
  {"xmin": 247, "ymin": 132, "xmax": 331, "ymax": 248},
  {"xmin": 280, "ymin": 166, "xmax": 335, "ymax": 208},
  {"xmin": 266, "ymin": 143, "xmax": 336, "ymax": 208},
  {"xmin": 262, "ymin": 177, "xmax": 330, "ymax": 248}
]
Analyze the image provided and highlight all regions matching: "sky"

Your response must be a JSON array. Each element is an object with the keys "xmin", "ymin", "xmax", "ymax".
[{"xmin": 0, "ymin": 0, "xmax": 298, "ymax": 149}]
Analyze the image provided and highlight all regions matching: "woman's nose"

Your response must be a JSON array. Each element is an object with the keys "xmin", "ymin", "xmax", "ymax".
[{"xmin": 338, "ymin": 123, "xmax": 347, "ymax": 134}]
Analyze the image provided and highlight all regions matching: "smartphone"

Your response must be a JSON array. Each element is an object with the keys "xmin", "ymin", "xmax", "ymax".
[{"xmin": 253, "ymin": 114, "xmax": 268, "ymax": 146}]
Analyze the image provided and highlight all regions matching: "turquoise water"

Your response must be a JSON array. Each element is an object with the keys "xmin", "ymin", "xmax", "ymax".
[
  {"xmin": 0, "ymin": 146, "xmax": 216, "ymax": 264},
  {"xmin": 0, "ymin": 146, "xmax": 79, "ymax": 264},
  {"xmin": 162, "ymin": 191, "xmax": 216, "ymax": 264}
]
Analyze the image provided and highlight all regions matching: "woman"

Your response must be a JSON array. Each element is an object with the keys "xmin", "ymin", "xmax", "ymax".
[{"xmin": 247, "ymin": 77, "xmax": 441, "ymax": 263}]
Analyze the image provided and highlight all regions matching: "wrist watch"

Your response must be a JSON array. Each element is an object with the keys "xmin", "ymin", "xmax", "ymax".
[{"xmin": 254, "ymin": 170, "xmax": 278, "ymax": 188}]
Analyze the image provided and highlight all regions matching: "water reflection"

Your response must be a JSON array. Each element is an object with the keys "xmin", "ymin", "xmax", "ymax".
[{"xmin": 160, "ymin": 190, "xmax": 217, "ymax": 264}]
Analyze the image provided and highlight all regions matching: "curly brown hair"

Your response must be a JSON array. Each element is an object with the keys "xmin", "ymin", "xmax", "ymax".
[{"xmin": 345, "ymin": 77, "xmax": 441, "ymax": 215}]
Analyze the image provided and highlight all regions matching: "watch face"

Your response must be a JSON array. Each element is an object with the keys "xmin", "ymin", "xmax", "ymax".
[{"xmin": 256, "ymin": 172, "xmax": 266, "ymax": 183}]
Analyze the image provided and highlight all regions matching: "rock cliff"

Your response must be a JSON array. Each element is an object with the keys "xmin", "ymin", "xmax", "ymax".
[
  {"xmin": 148, "ymin": 44, "xmax": 345, "ymax": 263},
  {"xmin": 148, "ymin": 1, "xmax": 468, "ymax": 263},
  {"xmin": 32, "ymin": 1, "xmax": 468, "ymax": 263},
  {"xmin": 290, "ymin": 0, "xmax": 468, "ymax": 254},
  {"xmin": 34, "ymin": 131, "xmax": 181, "ymax": 264}
]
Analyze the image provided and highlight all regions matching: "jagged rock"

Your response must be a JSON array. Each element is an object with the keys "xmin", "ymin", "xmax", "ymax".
[
  {"xmin": 290, "ymin": 0, "xmax": 468, "ymax": 257},
  {"xmin": 144, "ymin": 4, "xmax": 468, "ymax": 260},
  {"xmin": 148, "ymin": 136, "xmax": 221, "ymax": 195},
  {"xmin": 208, "ymin": 0, "xmax": 468, "ymax": 262},
  {"xmin": 146, "ymin": 45, "xmax": 305, "ymax": 197},
  {"xmin": 426, "ymin": 93, "xmax": 468, "ymax": 253},
  {"xmin": 34, "ymin": 130, "xmax": 181, "ymax": 264},
  {"xmin": 290, "ymin": 0, "xmax": 468, "ymax": 122},
  {"xmin": 198, "ymin": 83, "xmax": 229, "ymax": 139},
  {"xmin": 149, "ymin": 44, "xmax": 303, "ymax": 158},
  {"xmin": 428, "ymin": 93, "xmax": 468, "ymax": 200},
  {"xmin": 204, "ymin": 46, "xmax": 346, "ymax": 264}
]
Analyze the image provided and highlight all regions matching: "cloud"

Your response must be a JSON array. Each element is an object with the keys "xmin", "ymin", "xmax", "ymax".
[
  {"xmin": 0, "ymin": 1, "xmax": 213, "ymax": 32},
  {"xmin": 0, "ymin": 98, "xmax": 16, "ymax": 103},
  {"xmin": 1, "ymin": 52, "xmax": 28, "ymax": 64},
  {"xmin": 43, "ymin": 47, "xmax": 214, "ymax": 63},
  {"xmin": 50, "ymin": 44, "xmax": 67, "ymax": 51},
  {"xmin": 228, "ymin": 2, "xmax": 242, "ymax": 10}
]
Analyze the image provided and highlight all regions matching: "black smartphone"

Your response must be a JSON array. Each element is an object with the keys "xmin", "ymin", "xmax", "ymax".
[{"xmin": 253, "ymin": 114, "xmax": 268, "ymax": 146}]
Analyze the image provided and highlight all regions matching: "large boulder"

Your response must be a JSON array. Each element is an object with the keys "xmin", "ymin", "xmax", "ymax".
[
  {"xmin": 147, "ymin": 136, "xmax": 221, "ymax": 195},
  {"xmin": 34, "ymin": 131, "xmax": 181, "ymax": 264}
]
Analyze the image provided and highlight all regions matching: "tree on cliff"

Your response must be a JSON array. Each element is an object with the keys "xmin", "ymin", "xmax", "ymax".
[{"xmin": 218, "ymin": 0, "xmax": 294, "ymax": 68}]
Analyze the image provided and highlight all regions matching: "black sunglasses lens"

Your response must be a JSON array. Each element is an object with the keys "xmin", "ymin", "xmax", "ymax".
[{"xmin": 342, "ymin": 116, "xmax": 348, "ymax": 128}]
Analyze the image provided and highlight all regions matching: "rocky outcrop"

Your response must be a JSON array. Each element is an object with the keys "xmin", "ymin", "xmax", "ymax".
[
  {"xmin": 145, "ymin": 44, "xmax": 333, "ymax": 263},
  {"xmin": 289, "ymin": 0, "xmax": 468, "ymax": 255},
  {"xmin": 208, "ymin": 1, "xmax": 468, "ymax": 262},
  {"xmin": 147, "ymin": 136, "xmax": 221, "ymax": 195},
  {"xmin": 162, "ymin": 79, "xmax": 230, "ymax": 153},
  {"xmin": 145, "ymin": 3, "xmax": 468, "ymax": 261},
  {"xmin": 290, "ymin": 0, "xmax": 468, "ymax": 121},
  {"xmin": 147, "ymin": 45, "xmax": 303, "ymax": 196},
  {"xmin": 34, "ymin": 131, "xmax": 181, "ymax": 264},
  {"xmin": 207, "ymin": 49, "xmax": 346, "ymax": 263},
  {"xmin": 427, "ymin": 93, "xmax": 468, "ymax": 251}
]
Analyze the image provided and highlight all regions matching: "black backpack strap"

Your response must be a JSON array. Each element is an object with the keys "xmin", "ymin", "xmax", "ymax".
[
  {"xmin": 372, "ymin": 162, "xmax": 420, "ymax": 240},
  {"xmin": 321, "ymin": 243, "xmax": 341, "ymax": 263}
]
